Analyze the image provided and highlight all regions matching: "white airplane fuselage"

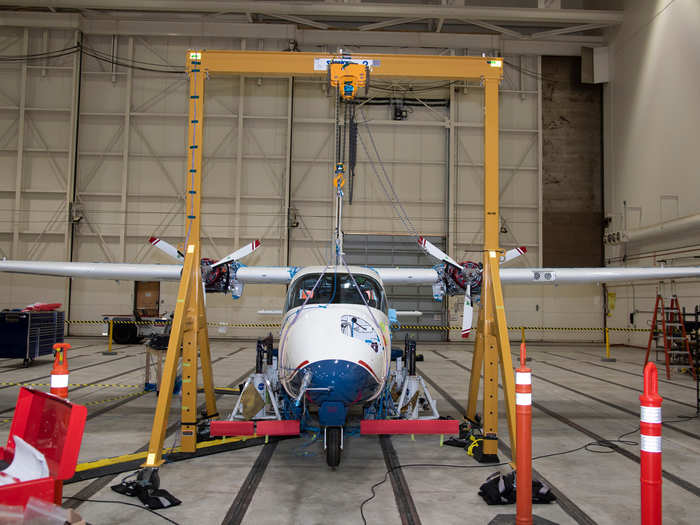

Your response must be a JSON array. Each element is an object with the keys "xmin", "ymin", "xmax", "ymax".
[{"xmin": 278, "ymin": 266, "xmax": 391, "ymax": 426}]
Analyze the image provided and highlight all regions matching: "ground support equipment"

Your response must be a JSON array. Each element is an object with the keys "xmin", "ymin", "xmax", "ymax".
[
  {"xmin": 644, "ymin": 292, "xmax": 697, "ymax": 380},
  {"xmin": 361, "ymin": 337, "xmax": 459, "ymax": 436},
  {"xmin": 209, "ymin": 337, "xmax": 301, "ymax": 440}
]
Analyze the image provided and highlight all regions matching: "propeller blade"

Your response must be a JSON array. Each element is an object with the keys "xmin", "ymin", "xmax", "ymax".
[
  {"xmin": 500, "ymin": 246, "xmax": 527, "ymax": 264},
  {"xmin": 212, "ymin": 240, "xmax": 261, "ymax": 268},
  {"xmin": 418, "ymin": 236, "xmax": 462, "ymax": 270},
  {"xmin": 461, "ymin": 284, "xmax": 473, "ymax": 339},
  {"xmin": 149, "ymin": 237, "xmax": 184, "ymax": 262}
]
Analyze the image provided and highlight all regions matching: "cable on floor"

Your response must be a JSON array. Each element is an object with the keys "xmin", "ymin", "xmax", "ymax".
[{"xmin": 63, "ymin": 497, "xmax": 181, "ymax": 524}]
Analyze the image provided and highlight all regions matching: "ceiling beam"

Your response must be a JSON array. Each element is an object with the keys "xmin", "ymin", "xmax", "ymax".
[
  {"xmin": 0, "ymin": 11, "xmax": 605, "ymax": 56},
  {"xmin": 530, "ymin": 23, "xmax": 608, "ymax": 40},
  {"xmin": 260, "ymin": 12, "xmax": 329, "ymax": 30},
  {"xmin": 8, "ymin": 1, "xmax": 625, "ymax": 25},
  {"xmin": 435, "ymin": 18, "xmax": 445, "ymax": 33},
  {"xmin": 460, "ymin": 19, "xmax": 523, "ymax": 39},
  {"xmin": 359, "ymin": 17, "xmax": 424, "ymax": 32}
]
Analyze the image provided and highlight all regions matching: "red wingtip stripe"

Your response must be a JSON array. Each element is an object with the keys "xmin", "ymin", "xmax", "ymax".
[
  {"xmin": 149, "ymin": 237, "xmax": 158, "ymax": 245},
  {"xmin": 418, "ymin": 236, "xmax": 425, "ymax": 246},
  {"xmin": 253, "ymin": 239, "xmax": 261, "ymax": 249},
  {"xmin": 519, "ymin": 246, "xmax": 527, "ymax": 254},
  {"xmin": 461, "ymin": 329, "xmax": 471, "ymax": 339}
]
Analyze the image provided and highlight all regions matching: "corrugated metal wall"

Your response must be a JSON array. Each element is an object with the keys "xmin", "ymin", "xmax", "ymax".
[{"xmin": 0, "ymin": 27, "xmax": 605, "ymax": 340}]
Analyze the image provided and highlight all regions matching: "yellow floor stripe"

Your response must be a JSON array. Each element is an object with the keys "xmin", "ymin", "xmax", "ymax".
[{"xmin": 75, "ymin": 436, "xmax": 253, "ymax": 472}]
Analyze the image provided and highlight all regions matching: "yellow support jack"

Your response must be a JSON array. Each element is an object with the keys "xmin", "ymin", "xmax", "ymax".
[{"xmin": 141, "ymin": 52, "xmax": 217, "ymax": 472}]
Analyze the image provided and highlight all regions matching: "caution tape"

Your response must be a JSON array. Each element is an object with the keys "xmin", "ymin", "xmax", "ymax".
[
  {"xmin": 64, "ymin": 318, "xmax": 652, "ymax": 333},
  {"xmin": 208, "ymin": 323, "xmax": 280, "ymax": 328},
  {"xmin": 67, "ymin": 320, "xmax": 169, "ymax": 325},
  {"xmin": 83, "ymin": 390, "xmax": 148, "ymax": 407},
  {"xmin": 398, "ymin": 325, "xmax": 651, "ymax": 333},
  {"xmin": 0, "ymin": 390, "xmax": 149, "ymax": 427},
  {"xmin": 65, "ymin": 319, "xmax": 281, "ymax": 328},
  {"xmin": 0, "ymin": 381, "xmax": 139, "ymax": 388}
]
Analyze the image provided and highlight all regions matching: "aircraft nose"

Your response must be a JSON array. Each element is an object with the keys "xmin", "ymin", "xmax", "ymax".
[{"xmin": 299, "ymin": 359, "xmax": 379, "ymax": 405}]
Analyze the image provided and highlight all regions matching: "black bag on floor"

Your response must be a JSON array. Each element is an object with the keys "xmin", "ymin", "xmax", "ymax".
[{"xmin": 479, "ymin": 471, "xmax": 556, "ymax": 505}]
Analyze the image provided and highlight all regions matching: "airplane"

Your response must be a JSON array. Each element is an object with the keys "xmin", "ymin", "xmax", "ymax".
[{"xmin": 3, "ymin": 233, "xmax": 700, "ymax": 467}]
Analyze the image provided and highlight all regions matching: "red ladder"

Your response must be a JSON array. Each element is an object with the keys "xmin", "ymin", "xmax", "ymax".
[{"xmin": 644, "ymin": 294, "xmax": 697, "ymax": 380}]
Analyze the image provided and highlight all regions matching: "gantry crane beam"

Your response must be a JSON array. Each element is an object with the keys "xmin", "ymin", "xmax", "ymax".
[{"xmin": 142, "ymin": 50, "xmax": 512, "ymax": 468}]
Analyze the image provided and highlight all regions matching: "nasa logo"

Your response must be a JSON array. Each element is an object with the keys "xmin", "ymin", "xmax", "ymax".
[{"xmin": 257, "ymin": 383, "xmax": 264, "ymax": 391}]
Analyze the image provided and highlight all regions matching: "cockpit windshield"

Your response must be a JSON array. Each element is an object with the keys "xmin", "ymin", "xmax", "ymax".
[{"xmin": 286, "ymin": 272, "xmax": 385, "ymax": 313}]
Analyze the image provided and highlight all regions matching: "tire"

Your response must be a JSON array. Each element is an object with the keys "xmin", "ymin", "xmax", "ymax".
[{"xmin": 326, "ymin": 427, "xmax": 342, "ymax": 468}]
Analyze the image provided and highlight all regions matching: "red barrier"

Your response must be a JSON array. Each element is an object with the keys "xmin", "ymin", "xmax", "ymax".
[
  {"xmin": 640, "ymin": 363, "xmax": 662, "ymax": 525},
  {"xmin": 360, "ymin": 419, "xmax": 459, "ymax": 435},
  {"xmin": 209, "ymin": 421, "xmax": 255, "ymax": 436},
  {"xmin": 209, "ymin": 420, "xmax": 301, "ymax": 437},
  {"xmin": 515, "ymin": 342, "xmax": 533, "ymax": 525}
]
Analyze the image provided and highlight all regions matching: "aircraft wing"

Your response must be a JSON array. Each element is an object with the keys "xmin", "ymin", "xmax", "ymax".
[
  {"xmin": 375, "ymin": 266, "xmax": 700, "ymax": 285},
  {"xmin": 2, "ymin": 260, "xmax": 699, "ymax": 286},
  {"xmin": 0, "ymin": 260, "xmax": 182, "ymax": 281},
  {"xmin": 0, "ymin": 260, "xmax": 297, "ymax": 284},
  {"xmin": 375, "ymin": 268, "xmax": 439, "ymax": 285},
  {"xmin": 236, "ymin": 267, "xmax": 298, "ymax": 284},
  {"xmin": 500, "ymin": 267, "xmax": 700, "ymax": 284}
]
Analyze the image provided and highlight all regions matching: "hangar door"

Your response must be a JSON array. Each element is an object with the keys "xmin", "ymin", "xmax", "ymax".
[{"xmin": 343, "ymin": 234, "xmax": 446, "ymax": 342}]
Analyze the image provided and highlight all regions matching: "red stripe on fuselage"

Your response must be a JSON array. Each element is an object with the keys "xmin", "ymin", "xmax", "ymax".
[{"xmin": 358, "ymin": 360, "xmax": 380, "ymax": 383}]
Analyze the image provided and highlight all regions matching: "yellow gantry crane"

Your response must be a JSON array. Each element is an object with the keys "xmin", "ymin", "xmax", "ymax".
[{"xmin": 140, "ymin": 50, "xmax": 514, "ymax": 473}]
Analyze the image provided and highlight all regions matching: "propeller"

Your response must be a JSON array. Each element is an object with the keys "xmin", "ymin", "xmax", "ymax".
[
  {"xmin": 500, "ymin": 246, "xmax": 527, "ymax": 264},
  {"xmin": 212, "ymin": 240, "xmax": 261, "ymax": 268},
  {"xmin": 417, "ymin": 237, "xmax": 526, "ymax": 339},
  {"xmin": 462, "ymin": 285, "xmax": 473, "ymax": 338},
  {"xmin": 418, "ymin": 236, "xmax": 461, "ymax": 270},
  {"xmin": 149, "ymin": 237, "xmax": 184, "ymax": 262},
  {"xmin": 146, "ymin": 237, "xmax": 262, "ymax": 300}
]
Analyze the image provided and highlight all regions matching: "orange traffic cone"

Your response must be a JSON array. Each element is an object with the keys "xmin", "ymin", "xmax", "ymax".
[{"xmin": 50, "ymin": 343, "xmax": 71, "ymax": 399}]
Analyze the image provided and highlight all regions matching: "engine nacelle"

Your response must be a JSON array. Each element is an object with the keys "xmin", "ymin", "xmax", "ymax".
[{"xmin": 201, "ymin": 258, "xmax": 230, "ymax": 293}]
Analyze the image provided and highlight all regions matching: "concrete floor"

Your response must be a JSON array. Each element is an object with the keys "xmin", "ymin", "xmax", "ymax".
[{"xmin": 1, "ymin": 338, "xmax": 698, "ymax": 524}]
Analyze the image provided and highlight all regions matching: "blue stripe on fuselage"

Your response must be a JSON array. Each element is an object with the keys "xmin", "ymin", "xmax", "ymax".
[{"xmin": 291, "ymin": 359, "xmax": 378, "ymax": 406}]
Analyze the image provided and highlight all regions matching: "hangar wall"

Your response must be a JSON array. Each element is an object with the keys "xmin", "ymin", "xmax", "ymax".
[
  {"xmin": 604, "ymin": 0, "xmax": 700, "ymax": 346},
  {"xmin": 0, "ymin": 25, "xmax": 604, "ymax": 340}
]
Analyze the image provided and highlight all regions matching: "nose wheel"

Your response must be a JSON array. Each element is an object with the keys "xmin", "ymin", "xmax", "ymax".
[{"xmin": 325, "ymin": 426, "xmax": 343, "ymax": 467}]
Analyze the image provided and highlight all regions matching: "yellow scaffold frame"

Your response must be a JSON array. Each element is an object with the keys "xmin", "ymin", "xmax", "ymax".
[{"xmin": 142, "ymin": 50, "xmax": 513, "ymax": 467}]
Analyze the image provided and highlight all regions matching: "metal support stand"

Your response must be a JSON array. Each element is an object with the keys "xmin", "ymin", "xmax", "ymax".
[
  {"xmin": 133, "ymin": 47, "xmax": 509, "ymax": 468},
  {"xmin": 141, "ymin": 55, "xmax": 217, "ymax": 468},
  {"xmin": 102, "ymin": 319, "xmax": 117, "ymax": 355},
  {"xmin": 465, "ymin": 77, "xmax": 517, "ymax": 463},
  {"xmin": 396, "ymin": 337, "xmax": 439, "ymax": 419},
  {"xmin": 601, "ymin": 327, "xmax": 616, "ymax": 362}
]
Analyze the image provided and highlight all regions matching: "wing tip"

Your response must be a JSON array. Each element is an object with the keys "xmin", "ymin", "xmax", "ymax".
[
  {"xmin": 149, "ymin": 237, "xmax": 158, "ymax": 245},
  {"xmin": 519, "ymin": 246, "xmax": 527, "ymax": 254}
]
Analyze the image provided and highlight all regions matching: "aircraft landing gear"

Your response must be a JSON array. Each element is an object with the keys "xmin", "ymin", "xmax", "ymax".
[{"xmin": 324, "ymin": 426, "xmax": 343, "ymax": 468}]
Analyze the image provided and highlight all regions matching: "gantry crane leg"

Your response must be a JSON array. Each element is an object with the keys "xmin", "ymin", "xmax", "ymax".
[
  {"xmin": 464, "ymin": 77, "xmax": 517, "ymax": 463},
  {"xmin": 466, "ymin": 307, "xmax": 485, "ymax": 419},
  {"xmin": 142, "ymin": 54, "xmax": 217, "ymax": 468}
]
